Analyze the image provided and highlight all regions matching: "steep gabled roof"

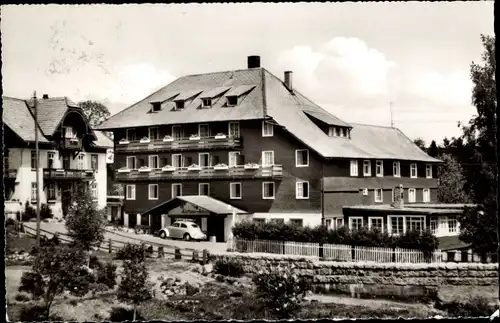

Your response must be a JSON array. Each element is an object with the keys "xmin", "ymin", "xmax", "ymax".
[
  {"xmin": 92, "ymin": 131, "xmax": 114, "ymax": 148},
  {"xmin": 2, "ymin": 96, "xmax": 49, "ymax": 143},
  {"xmin": 27, "ymin": 97, "xmax": 80, "ymax": 136}
]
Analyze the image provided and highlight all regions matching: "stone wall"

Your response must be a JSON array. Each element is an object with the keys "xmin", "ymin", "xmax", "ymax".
[{"xmin": 215, "ymin": 253, "xmax": 498, "ymax": 301}]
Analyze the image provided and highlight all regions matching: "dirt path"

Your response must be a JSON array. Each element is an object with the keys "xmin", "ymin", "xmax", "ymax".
[{"xmin": 306, "ymin": 294, "xmax": 429, "ymax": 310}]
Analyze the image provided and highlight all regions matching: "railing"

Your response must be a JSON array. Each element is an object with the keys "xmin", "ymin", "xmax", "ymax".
[
  {"xmin": 43, "ymin": 168, "xmax": 95, "ymax": 180},
  {"xmin": 228, "ymin": 238, "xmax": 447, "ymax": 263},
  {"xmin": 61, "ymin": 137, "xmax": 83, "ymax": 150},
  {"xmin": 115, "ymin": 164, "xmax": 283, "ymax": 181},
  {"xmin": 115, "ymin": 136, "xmax": 242, "ymax": 154}
]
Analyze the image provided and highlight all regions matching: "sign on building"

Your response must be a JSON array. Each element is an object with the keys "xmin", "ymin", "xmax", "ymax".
[{"xmin": 106, "ymin": 149, "xmax": 114, "ymax": 164}]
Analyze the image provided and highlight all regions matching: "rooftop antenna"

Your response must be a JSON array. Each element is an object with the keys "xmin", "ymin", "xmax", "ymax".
[{"xmin": 390, "ymin": 101, "xmax": 395, "ymax": 128}]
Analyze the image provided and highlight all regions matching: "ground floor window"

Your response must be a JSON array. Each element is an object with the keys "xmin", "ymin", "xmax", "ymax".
[
  {"xmin": 448, "ymin": 216, "xmax": 457, "ymax": 233},
  {"xmin": 369, "ymin": 217, "xmax": 383, "ymax": 231},
  {"xmin": 198, "ymin": 183, "xmax": 210, "ymax": 196},
  {"xmin": 31, "ymin": 182, "xmax": 37, "ymax": 201},
  {"xmin": 47, "ymin": 183, "xmax": 56, "ymax": 200},
  {"xmin": 406, "ymin": 216, "xmax": 425, "ymax": 233},
  {"xmin": 270, "ymin": 218, "xmax": 284, "ymax": 224},
  {"xmin": 430, "ymin": 216, "xmax": 438, "ymax": 234},
  {"xmin": 389, "ymin": 216, "xmax": 404, "ymax": 235},
  {"xmin": 336, "ymin": 218, "xmax": 344, "ymax": 228},
  {"xmin": 325, "ymin": 219, "xmax": 332, "ymax": 229},
  {"xmin": 253, "ymin": 218, "xmax": 265, "ymax": 224},
  {"xmin": 349, "ymin": 217, "xmax": 363, "ymax": 230},
  {"xmin": 423, "ymin": 188, "xmax": 431, "ymax": 203},
  {"xmin": 262, "ymin": 182, "xmax": 275, "ymax": 199},
  {"xmin": 290, "ymin": 219, "xmax": 303, "ymax": 227},
  {"xmin": 91, "ymin": 182, "xmax": 98, "ymax": 200}
]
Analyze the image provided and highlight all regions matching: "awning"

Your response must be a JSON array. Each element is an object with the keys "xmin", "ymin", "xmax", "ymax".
[{"xmin": 142, "ymin": 195, "xmax": 248, "ymax": 216}]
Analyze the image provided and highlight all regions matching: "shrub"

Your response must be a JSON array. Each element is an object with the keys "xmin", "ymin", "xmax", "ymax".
[
  {"xmin": 253, "ymin": 266, "xmax": 310, "ymax": 318},
  {"xmin": 214, "ymin": 258, "xmax": 245, "ymax": 277},
  {"xmin": 14, "ymin": 292, "xmax": 31, "ymax": 302},
  {"xmin": 439, "ymin": 296, "xmax": 493, "ymax": 317},
  {"xmin": 6, "ymin": 218, "xmax": 16, "ymax": 227},
  {"xmin": 40, "ymin": 204, "xmax": 53, "ymax": 219},
  {"xmin": 397, "ymin": 229, "xmax": 438, "ymax": 259},
  {"xmin": 24, "ymin": 201, "xmax": 36, "ymax": 220},
  {"xmin": 96, "ymin": 261, "xmax": 117, "ymax": 289},
  {"xmin": 108, "ymin": 306, "xmax": 145, "ymax": 321},
  {"xmin": 115, "ymin": 243, "xmax": 147, "ymax": 262}
]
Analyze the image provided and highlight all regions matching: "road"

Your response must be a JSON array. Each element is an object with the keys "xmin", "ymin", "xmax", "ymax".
[{"xmin": 23, "ymin": 222, "xmax": 229, "ymax": 254}]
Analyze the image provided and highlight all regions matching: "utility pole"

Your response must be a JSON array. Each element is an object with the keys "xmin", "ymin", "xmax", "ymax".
[
  {"xmin": 33, "ymin": 91, "xmax": 41, "ymax": 247},
  {"xmin": 390, "ymin": 101, "xmax": 394, "ymax": 128}
]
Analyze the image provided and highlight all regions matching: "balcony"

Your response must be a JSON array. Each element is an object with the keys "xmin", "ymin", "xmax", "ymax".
[
  {"xmin": 115, "ymin": 164, "xmax": 283, "ymax": 182},
  {"xmin": 61, "ymin": 137, "xmax": 83, "ymax": 150},
  {"xmin": 115, "ymin": 136, "xmax": 242, "ymax": 154},
  {"xmin": 43, "ymin": 168, "xmax": 95, "ymax": 181}
]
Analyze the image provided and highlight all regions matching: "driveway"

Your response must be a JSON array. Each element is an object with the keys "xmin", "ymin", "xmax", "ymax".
[{"xmin": 23, "ymin": 222, "xmax": 228, "ymax": 254}]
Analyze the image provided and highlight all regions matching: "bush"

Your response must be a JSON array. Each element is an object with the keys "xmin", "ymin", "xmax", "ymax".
[
  {"xmin": 24, "ymin": 202, "xmax": 36, "ymax": 220},
  {"xmin": 96, "ymin": 261, "xmax": 117, "ymax": 289},
  {"xmin": 115, "ymin": 243, "xmax": 147, "ymax": 262},
  {"xmin": 14, "ymin": 292, "xmax": 31, "ymax": 302},
  {"xmin": 214, "ymin": 258, "xmax": 245, "ymax": 277},
  {"xmin": 439, "ymin": 296, "xmax": 493, "ymax": 317},
  {"xmin": 19, "ymin": 272, "xmax": 45, "ymax": 298},
  {"xmin": 396, "ymin": 229, "xmax": 439, "ymax": 259},
  {"xmin": 6, "ymin": 218, "xmax": 16, "ymax": 227},
  {"xmin": 253, "ymin": 266, "xmax": 310, "ymax": 318},
  {"xmin": 108, "ymin": 306, "xmax": 145, "ymax": 321},
  {"xmin": 40, "ymin": 204, "xmax": 53, "ymax": 219}
]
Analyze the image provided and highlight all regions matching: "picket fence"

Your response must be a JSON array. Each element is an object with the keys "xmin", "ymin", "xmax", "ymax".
[{"xmin": 228, "ymin": 238, "xmax": 445, "ymax": 263}]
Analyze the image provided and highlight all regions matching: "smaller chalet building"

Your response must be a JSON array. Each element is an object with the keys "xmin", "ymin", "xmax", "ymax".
[
  {"xmin": 3, "ymin": 95, "xmax": 113, "ymax": 219},
  {"xmin": 98, "ymin": 55, "xmax": 441, "ymax": 242}
]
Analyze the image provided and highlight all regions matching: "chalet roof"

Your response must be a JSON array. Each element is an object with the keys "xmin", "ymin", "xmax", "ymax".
[
  {"xmin": 92, "ymin": 131, "xmax": 114, "ymax": 148},
  {"xmin": 141, "ymin": 195, "xmax": 248, "ymax": 216},
  {"xmin": 98, "ymin": 67, "xmax": 441, "ymax": 162},
  {"xmin": 27, "ymin": 97, "xmax": 80, "ymax": 136},
  {"xmin": 343, "ymin": 204, "xmax": 465, "ymax": 215},
  {"xmin": 2, "ymin": 96, "xmax": 49, "ymax": 143}
]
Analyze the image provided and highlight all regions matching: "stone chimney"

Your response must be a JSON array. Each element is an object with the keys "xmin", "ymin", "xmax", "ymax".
[
  {"xmin": 392, "ymin": 184, "xmax": 404, "ymax": 209},
  {"xmin": 247, "ymin": 55, "xmax": 261, "ymax": 69},
  {"xmin": 42, "ymin": 94, "xmax": 49, "ymax": 99},
  {"xmin": 284, "ymin": 71, "xmax": 293, "ymax": 91}
]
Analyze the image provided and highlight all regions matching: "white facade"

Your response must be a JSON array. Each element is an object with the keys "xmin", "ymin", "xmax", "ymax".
[{"xmin": 251, "ymin": 212, "xmax": 322, "ymax": 227}]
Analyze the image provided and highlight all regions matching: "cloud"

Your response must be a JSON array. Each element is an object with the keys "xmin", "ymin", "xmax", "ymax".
[{"xmin": 412, "ymin": 71, "xmax": 473, "ymax": 107}]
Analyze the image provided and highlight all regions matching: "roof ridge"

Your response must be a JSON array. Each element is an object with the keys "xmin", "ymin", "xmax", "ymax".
[
  {"xmin": 2, "ymin": 96, "xmax": 26, "ymax": 102},
  {"xmin": 349, "ymin": 122, "xmax": 397, "ymax": 129},
  {"xmin": 180, "ymin": 67, "xmax": 263, "ymax": 79}
]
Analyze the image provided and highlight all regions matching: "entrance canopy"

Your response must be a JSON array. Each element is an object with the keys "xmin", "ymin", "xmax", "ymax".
[{"xmin": 141, "ymin": 195, "xmax": 248, "ymax": 217}]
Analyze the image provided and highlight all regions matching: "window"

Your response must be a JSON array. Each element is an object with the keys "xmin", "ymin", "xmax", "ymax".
[
  {"xmin": 423, "ymin": 189, "xmax": 431, "ymax": 203},
  {"xmin": 149, "ymin": 127, "xmax": 159, "ymax": 140},
  {"xmin": 430, "ymin": 216, "xmax": 438, "ymax": 235},
  {"xmin": 126, "ymin": 156, "xmax": 137, "ymax": 169},
  {"xmin": 295, "ymin": 149, "xmax": 309, "ymax": 167},
  {"xmin": 350, "ymin": 160, "xmax": 358, "ymax": 176},
  {"xmin": 390, "ymin": 216, "xmax": 404, "ymax": 235},
  {"xmin": 149, "ymin": 155, "xmax": 159, "ymax": 169},
  {"xmin": 126, "ymin": 185, "xmax": 136, "ymax": 200},
  {"xmin": 151, "ymin": 102, "xmax": 161, "ymax": 112},
  {"xmin": 229, "ymin": 122, "xmax": 240, "ymax": 138},
  {"xmin": 253, "ymin": 218, "xmax": 265, "ymax": 224},
  {"xmin": 199, "ymin": 183, "xmax": 210, "ymax": 196},
  {"xmin": 126, "ymin": 129, "xmax": 135, "ymax": 141},
  {"xmin": 262, "ymin": 151, "xmax": 274, "ymax": 167},
  {"xmin": 375, "ymin": 160, "xmax": 384, "ymax": 177},
  {"xmin": 47, "ymin": 152, "xmax": 55, "ymax": 169},
  {"xmin": 262, "ymin": 182, "xmax": 275, "ymax": 199},
  {"xmin": 426, "ymin": 164, "xmax": 432, "ymax": 178},
  {"xmin": 148, "ymin": 184, "xmax": 159, "ymax": 200},
  {"xmin": 328, "ymin": 127, "xmax": 335, "ymax": 137},
  {"xmin": 296, "ymin": 181, "xmax": 309, "ymax": 199},
  {"xmin": 407, "ymin": 216, "xmax": 425, "ymax": 233},
  {"xmin": 199, "ymin": 153, "xmax": 210, "ymax": 167},
  {"xmin": 91, "ymin": 182, "xmax": 98, "ymax": 200},
  {"xmin": 227, "ymin": 96, "xmax": 238, "ymax": 107},
  {"xmin": 448, "ymin": 216, "xmax": 457, "ymax": 233},
  {"xmin": 91, "ymin": 154, "xmax": 98, "ymax": 171},
  {"xmin": 410, "ymin": 163, "xmax": 417, "ymax": 178},
  {"xmin": 77, "ymin": 154, "xmax": 85, "ymax": 170},
  {"xmin": 180, "ymin": 223, "xmax": 188, "ymax": 228},
  {"xmin": 270, "ymin": 218, "xmax": 285, "ymax": 224},
  {"xmin": 335, "ymin": 128, "xmax": 340, "ymax": 137},
  {"xmin": 175, "ymin": 101, "xmax": 184, "ymax": 110},
  {"xmin": 262, "ymin": 121, "xmax": 274, "ymax": 137},
  {"xmin": 393, "ymin": 161, "xmax": 400, "ymax": 177},
  {"xmin": 31, "ymin": 151, "xmax": 37, "ymax": 169},
  {"xmin": 408, "ymin": 188, "xmax": 416, "ymax": 203},
  {"xmin": 374, "ymin": 188, "xmax": 383, "ymax": 202},
  {"xmin": 172, "ymin": 184, "xmax": 182, "ymax": 198},
  {"xmin": 362, "ymin": 188, "xmax": 368, "ymax": 196},
  {"xmin": 172, "ymin": 125, "xmax": 182, "ymax": 140},
  {"xmin": 31, "ymin": 182, "xmax": 37, "ymax": 201},
  {"xmin": 172, "ymin": 154, "xmax": 183, "ymax": 168},
  {"xmin": 391, "ymin": 189, "xmax": 395, "ymax": 202},
  {"xmin": 62, "ymin": 154, "xmax": 70, "ymax": 169},
  {"xmin": 290, "ymin": 219, "xmax": 303, "ymax": 227},
  {"xmin": 349, "ymin": 217, "xmax": 363, "ymax": 230},
  {"xmin": 230, "ymin": 182, "xmax": 242, "ymax": 199},
  {"xmin": 363, "ymin": 160, "xmax": 371, "ymax": 176},
  {"xmin": 202, "ymin": 99, "xmax": 212, "ymax": 108},
  {"xmin": 198, "ymin": 124, "xmax": 210, "ymax": 138},
  {"xmin": 47, "ymin": 183, "xmax": 56, "ymax": 200},
  {"xmin": 336, "ymin": 218, "xmax": 344, "ymax": 228},
  {"xmin": 325, "ymin": 219, "xmax": 332, "ymax": 229},
  {"xmin": 369, "ymin": 217, "xmax": 383, "ymax": 232},
  {"xmin": 342, "ymin": 128, "xmax": 348, "ymax": 138},
  {"xmin": 228, "ymin": 152, "xmax": 240, "ymax": 167},
  {"xmin": 63, "ymin": 126, "xmax": 76, "ymax": 139}
]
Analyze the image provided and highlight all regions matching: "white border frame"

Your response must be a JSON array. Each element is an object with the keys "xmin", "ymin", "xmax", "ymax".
[
  {"xmin": 363, "ymin": 160, "xmax": 371, "ymax": 176},
  {"xmin": 126, "ymin": 184, "xmax": 136, "ymax": 200},
  {"xmin": 349, "ymin": 217, "xmax": 363, "ymax": 230},
  {"xmin": 375, "ymin": 160, "xmax": 384, "ymax": 177},
  {"xmin": 126, "ymin": 156, "xmax": 137, "ymax": 169},
  {"xmin": 171, "ymin": 183, "xmax": 182, "ymax": 198},
  {"xmin": 228, "ymin": 121, "xmax": 240, "ymax": 138},
  {"xmin": 388, "ymin": 215, "xmax": 405, "ymax": 236},
  {"xmin": 262, "ymin": 181, "xmax": 275, "ymax": 199},
  {"xmin": 410, "ymin": 163, "xmax": 418, "ymax": 178},
  {"xmin": 149, "ymin": 155, "xmax": 159, "ymax": 169},
  {"xmin": 198, "ymin": 152, "xmax": 210, "ymax": 168},
  {"xmin": 295, "ymin": 149, "xmax": 309, "ymax": 167},
  {"xmin": 262, "ymin": 150, "xmax": 275, "ymax": 167},
  {"xmin": 228, "ymin": 151, "xmax": 240, "ymax": 167},
  {"xmin": 350, "ymin": 160, "xmax": 358, "ymax": 176},
  {"xmin": 393, "ymin": 161, "xmax": 401, "ymax": 178},
  {"xmin": 408, "ymin": 188, "xmax": 416, "ymax": 203},
  {"xmin": 198, "ymin": 183, "xmax": 210, "ymax": 196},
  {"xmin": 171, "ymin": 154, "xmax": 183, "ymax": 168},
  {"xmin": 426, "ymin": 164, "xmax": 432, "ymax": 178},
  {"xmin": 374, "ymin": 188, "xmax": 383, "ymax": 202},
  {"xmin": 296, "ymin": 181, "xmax": 310, "ymax": 199},
  {"xmin": 368, "ymin": 216, "xmax": 384, "ymax": 232},
  {"xmin": 148, "ymin": 184, "xmax": 159, "ymax": 200},
  {"xmin": 407, "ymin": 215, "xmax": 426, "ymax": 233},
  {"xmin": 262, "ymin": 121, "xmax": 274, "ymax": 137},
  {"xmin": 423, "ymin": 188, "xmax": 431, "ymax": 203},
  {"xmin": 230, "ymin": 182, "xmax": 242, "ymax": 199}
]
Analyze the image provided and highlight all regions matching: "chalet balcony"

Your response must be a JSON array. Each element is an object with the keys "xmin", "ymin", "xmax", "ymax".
[
  {"xmin": 115, "ymin": 135, "xmax": 242, "ymax": 154},
  {"xmin": 43, "ymin": 168, "xmax": 95, "ymax": 181},
  {"xmin": 61, "ymin": 137, "xmax": 83, "ymax": 150},
  {"xmin": 115, "ymin": 164, "xmax": 283, "ymax": 182}
]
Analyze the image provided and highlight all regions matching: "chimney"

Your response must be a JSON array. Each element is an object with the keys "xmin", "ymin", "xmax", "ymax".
[
  {"xmin": 247, "ymin": 55, "xmax": 261, "ymax": 69},
  {"xmin": 42, "ymin": 94, "xmax": 49, "ymax": 99},
  {"xmin": 284, "ymin": 71, "xmax": 293, "ymax": 91},
  {"xmin": 392, "ymin": 184, "xmax": 404, "ymax": 209}
]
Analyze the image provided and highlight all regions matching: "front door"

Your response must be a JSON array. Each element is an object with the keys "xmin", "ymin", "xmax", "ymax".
[{"xmin": 207, "ymin": 216, "xmax": 225, "ymax": 242}]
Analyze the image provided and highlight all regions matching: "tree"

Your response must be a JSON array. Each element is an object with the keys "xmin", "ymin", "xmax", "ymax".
[
  {"xmin": 457, "ymin": 34, "xmax": 497, "ymax": 256},
  {"xmin": 117, "ymin": 259, "xmax": 153, "ymax": 321},
  {"xmin": 413, "ymin": 137, "xmax": 426, "ymax": 151},
  {"xmin": 19, "ymin": 240, "xmax": 94, "ymax": 319},
  {"xmin": 427, "ymin": 140, "xmax": 440, "ymax": 157},
  {"xmin": 437, "ymin": 154, "xmax": 471, "ymax": 204},
  {"xmin": 65, "ymin": 183, "xmax": 107, "ymax": 253},
  {"xmin": 79, "ymin": 100, "xmax": 111, "ymax": 128}
]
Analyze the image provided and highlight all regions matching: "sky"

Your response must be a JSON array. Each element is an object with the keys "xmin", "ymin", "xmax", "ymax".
[{"xmin": 1, "ymin": 3, "xmax": 494, "ymax": 144}]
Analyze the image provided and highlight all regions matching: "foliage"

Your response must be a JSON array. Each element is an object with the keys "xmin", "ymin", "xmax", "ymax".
[
  {"xmin": 253, "ymin": 266, "xmax": 310, "ymax": 318},
  {"xmin": 214, "ymin": 258, "xmax": 245, "ymax": 277},
  {"xmin": 117, "ymin": 258, "xmax": 154, "ymax": 321},
  {"xmin": 89, "ymin": 255, "xmax": 118, "ymax": 289},
  {"xmin": 109, "ymin": 306, "xmax": 146, "ymax": 321},
  {"xmin": 437, "ymin": 154, "xmax": 472, "ymax": 203},
  {"xmin": 438, "ymin": 295, "xmax": 493, "ymax": 318},
  {"xmin": 14, "ymin": 292, "xmax": 31, "ymax": 302},
  {"xmin": 396, "ymin": 229, "xmax": 439, "ymax": 259},
  {"xmin": 413, "ymin": 137, "xmax": 426, "ymax": 151},
  {"xmin": 79, "ymin": 100, "xmax": 111, "ymax": 128},
  {"xmin": 18, "ymin": 242, "xmax": 94, "ymax": 319},
  {"xmin": 115, "ymin": 243, "xmax": 147, "ymax": 262},
  {"xmin": 24, "ymin": 201, "xmax": 36, "ymax": 220},
  {"xmin": 18, "ymin": 304, "xmax": 63, "ymax": 322},
  {"xmin": 427, "ymin": 140, "xmax": 440, "ymax": 157},
  {"xmin": 6, "ymin": 218, "xmax": 16, "ymax": 226},
  {"xmin": 40, "ymin": 203, "xmax": 54, "ymax": 219},
  {"xmin": 65, "ymin": 183, "xmax": 107, "ymax": 251},
  {"xmin": 110, "ymin": 183, "xmax": 124, "ymax": 196}
]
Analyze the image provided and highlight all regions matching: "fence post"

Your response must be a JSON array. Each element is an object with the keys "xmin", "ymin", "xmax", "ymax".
[
  {"xmin": 108, "ymin": 238, "xmax": 112, "ymax": 254},
  {"xmin": 282, "ymin": 241, "xmax": 286, "ymax": 255},
  {"xmin": 351, "ymin": 245, "xmax": 355, "ymax": 261},
  {"xmin": 192, "ymin": 250, "xmax": 199, "ymax": 263},
  {"xmin": 392, "ymin": 248, "xmax": 396, "ymax": 263},
  {"xmin": 202, "ymin": 249, "xmax": 208, "ymax": 265},
  {"xmin": 319, "ymin": 242, "xmax": 324, "ymax": 259},
  {"xmin": 158, "ymin": 246, "xmax": 164, "ymax": 258},
  {"xmin": 174, "ymin": 247, "xmax": 182, "ymax": 260}
]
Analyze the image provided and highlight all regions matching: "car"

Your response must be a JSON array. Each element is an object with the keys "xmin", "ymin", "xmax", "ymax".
[{"xmin": 158, "ymin": 220, "xmax": 207, "ymax": 241}]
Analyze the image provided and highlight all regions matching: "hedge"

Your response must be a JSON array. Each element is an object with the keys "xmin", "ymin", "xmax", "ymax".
[{"xmin": 232, "ymin": 221, "xmax": 439, "ymax": 254}]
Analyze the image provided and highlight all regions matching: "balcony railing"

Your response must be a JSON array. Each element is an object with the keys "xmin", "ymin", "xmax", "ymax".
[
  {"xmin": 43, "ymin": 168, "xmax": 95, "ymax": 181},
  {"xmin": 115, "ymin": 164, "xmax": 283, "ymax": 181},
  {"xmin": 115, "ymin": 136, "xmax": 242, "ymax": 154},
  {"xmin": 61, "ymin": 137, "xmax": 83, "ymax": 150}
]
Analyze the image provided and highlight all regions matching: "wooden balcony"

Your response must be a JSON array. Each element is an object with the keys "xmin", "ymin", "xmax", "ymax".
[
  {"xmin": 61, "ymin": 137, "xmax": 83, "ymax": 150},
  {"xmin": 115, "ymin": 136, "xmax": 242, "ymax": 154},
  {"xmin": 115, "ymin": 164, "xmax": 283, "ymax": 182},
  {"xmin": 43, "ymin": 168, "xmax": 95, "ymax": 181}
]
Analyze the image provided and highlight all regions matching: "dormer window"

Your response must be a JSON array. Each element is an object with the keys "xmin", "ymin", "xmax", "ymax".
[
  {"xmin": 62, "ymin": 126, "xmax": 76, "ymax": 139},
  {"xmin": 175, "ymin": 101, "xmax": 184, "ymax": 111},
  {"xmin": 227, "ymin": 96, "xmax": 238, "ymax": 106},
  {"xmin": 328, "ymin": 127, "xmax": 335, "ymax": 137},
  {"xmin": 202, "ymin": 99, "xmax": 212, "ymax": 108},
  {"xmin": 151, "ymin": 102, "xmax": 162, "ymax": 112},
  {"xmin": 343, "ymin": 128, "xmax": 348, "ymax": 138}
]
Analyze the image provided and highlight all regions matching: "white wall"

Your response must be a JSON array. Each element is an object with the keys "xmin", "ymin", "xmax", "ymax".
[
  {"xmin": 434, "ymin": 215, "xmax": 461, "ymax": 237},
  {"xmin": 251, "ymin": 212, "xmax": 322, "ymax": 227}
]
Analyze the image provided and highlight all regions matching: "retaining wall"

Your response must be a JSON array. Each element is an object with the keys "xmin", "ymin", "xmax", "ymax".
[{"xmin": 215, "ymin": 253, "xmax": 499, "ymax": 301}]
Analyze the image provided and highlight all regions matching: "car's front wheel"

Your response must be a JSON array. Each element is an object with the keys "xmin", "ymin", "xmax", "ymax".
[
  {"xmin": 159, "ymin": 230, "xmax": 167, "ymax": 239},
  {"xmin": 183, "ymin": 233, "xmax": 191, "ymax": 241}
]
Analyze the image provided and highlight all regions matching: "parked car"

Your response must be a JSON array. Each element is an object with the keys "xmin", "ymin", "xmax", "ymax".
[{"xmin": 159, "ymin": 220, "xmax": 207, "ymax": 241}]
